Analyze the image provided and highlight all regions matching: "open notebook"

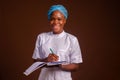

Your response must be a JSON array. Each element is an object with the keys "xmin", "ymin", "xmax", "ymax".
[{"xmin": 23, "ymin": 61, "xmax": 66, "ymax": 76}]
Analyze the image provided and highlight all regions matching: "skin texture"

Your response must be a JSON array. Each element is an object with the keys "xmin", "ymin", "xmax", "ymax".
[{"xmin": 34, "ymin": 10, "xmax": 79, "ymax": 71}]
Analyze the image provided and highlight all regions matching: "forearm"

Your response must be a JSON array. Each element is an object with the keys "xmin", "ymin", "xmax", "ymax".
[
  {"xmin": 33, "ymin": 58, "xmax": 48, "ymax": 62},
  {"xmin": 59, "ymin": 63, "xmax": 79, "ymax": 71}
]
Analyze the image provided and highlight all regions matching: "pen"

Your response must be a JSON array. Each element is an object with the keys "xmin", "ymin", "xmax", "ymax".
[{"xmin": 50, "ymin": 48, "xmax": 54, "ymax": 54}]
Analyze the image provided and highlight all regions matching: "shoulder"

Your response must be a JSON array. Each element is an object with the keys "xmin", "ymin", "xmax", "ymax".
[
  {"xmin": 65, "ymin": 32, "xmax": 78, "ymax": 41},
  {"xmin": 37, "ymin": 32, "xmax": 51, "ymax": 38}
]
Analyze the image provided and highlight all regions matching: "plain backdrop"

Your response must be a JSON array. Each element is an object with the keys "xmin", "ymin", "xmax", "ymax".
[{"xmin": 0, "ymin": 0, "xmax": 119, "ymax": 80}]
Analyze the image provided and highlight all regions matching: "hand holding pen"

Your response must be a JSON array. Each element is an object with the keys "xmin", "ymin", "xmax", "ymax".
[{"xmin": 47, "ymin": 48, "xmax": 59, "ymax": 62}]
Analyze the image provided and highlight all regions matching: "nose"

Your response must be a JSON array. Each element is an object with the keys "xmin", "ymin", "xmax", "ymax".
[{"xmin": 53, "ymin": 19, "xmax": 59, "ymax": 25}]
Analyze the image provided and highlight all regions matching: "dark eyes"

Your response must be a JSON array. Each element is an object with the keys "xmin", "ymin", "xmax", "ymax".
[
  {"xmin": 58, "ymin": 18, "xmax": 62, "ymax": 21},
  {"xmin": 50, "ymin": 18, "xmax": 62, "ymax": 21}
]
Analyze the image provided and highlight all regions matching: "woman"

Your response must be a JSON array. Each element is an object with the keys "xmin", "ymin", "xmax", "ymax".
[{"xmin": 32, "ymin": 5, "xmax": 83, "ymax": 80}]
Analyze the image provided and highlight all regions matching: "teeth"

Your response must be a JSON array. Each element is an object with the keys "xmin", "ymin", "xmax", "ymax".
[{"xmin": 53, "ymin": 25, "xmax": 59, "ymax": 27}]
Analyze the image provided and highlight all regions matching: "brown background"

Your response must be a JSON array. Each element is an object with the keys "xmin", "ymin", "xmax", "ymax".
[{"xmin": 0, "ymin": 0, "xmax": 119, "ymax": 80}]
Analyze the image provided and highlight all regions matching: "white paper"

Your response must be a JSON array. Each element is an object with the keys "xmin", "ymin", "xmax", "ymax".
[
  {"xmin": 23, "ymin": 61, "xmax": 66, "ymax": 76},
  {"xmin": 23, "ymin": 62, "xmax": 45, "ymax": 76}
]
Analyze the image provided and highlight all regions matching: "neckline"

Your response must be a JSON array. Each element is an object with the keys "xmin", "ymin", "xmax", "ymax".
[{"xmin": 51, "ymin": 31, "xmax": 66, "ymax": 38}]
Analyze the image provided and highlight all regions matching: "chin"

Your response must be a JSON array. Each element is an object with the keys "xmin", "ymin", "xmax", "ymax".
[
  {"xmin": 53, "ymin": 30, "xmax": 60, "ymax": 33},
  {"xmin": 53, "ymin": 31, "xmax": 59, "ymax": 34}
]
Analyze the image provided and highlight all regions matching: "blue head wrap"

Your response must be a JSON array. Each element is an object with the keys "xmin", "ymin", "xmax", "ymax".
[{"xmin": 48, "ymin": 5, "xmax": 68, "ymax": 20}]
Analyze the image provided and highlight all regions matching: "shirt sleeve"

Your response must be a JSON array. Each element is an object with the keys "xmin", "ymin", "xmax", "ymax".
[
  {"xmin": 70, "ymin": 37, "xmax": 83, "ymax": 63},
  {"xmin": 32, "ymin": 35, "xmax": 42, "ymax": 59}
]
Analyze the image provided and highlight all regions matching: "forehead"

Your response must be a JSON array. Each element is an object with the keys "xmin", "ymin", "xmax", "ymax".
[{"xmin": 51, "ymin": 10, "xmax": 65, "ymax": 18}]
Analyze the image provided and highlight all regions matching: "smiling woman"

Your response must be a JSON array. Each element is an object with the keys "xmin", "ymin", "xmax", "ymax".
[
  {"xmin": 32, "ymin": 4, "xmax": 83, "ymax": 80},
  {"xmin": 50, "ymin": 10, "xmax": 66, "ymax": 34},
  {"xmin": 48, "ymin": 5, "xmax": 67, "ymax": 34}
]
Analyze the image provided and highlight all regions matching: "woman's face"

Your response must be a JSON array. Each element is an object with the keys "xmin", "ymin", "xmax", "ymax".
[{"xmin": 49, "ymin": 10, "xmax": 66, "ymax": 34}]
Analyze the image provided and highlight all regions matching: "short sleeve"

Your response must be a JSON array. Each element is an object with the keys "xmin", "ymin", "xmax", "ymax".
[
  {"xmin": 70, "ymin": 37, "xmax": 83, "ymax": 63},
  {"xmin": 32, "ymin": 35, "xmax": 42, "ymax": 59}
]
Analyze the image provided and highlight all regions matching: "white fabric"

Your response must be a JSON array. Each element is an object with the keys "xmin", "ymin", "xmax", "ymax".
[{"xmin": 32, "ymin": 31, "xmax": 83, "ymax": 80}]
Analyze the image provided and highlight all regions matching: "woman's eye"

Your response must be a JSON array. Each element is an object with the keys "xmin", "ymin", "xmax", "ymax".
[{"xmin": 58, "ymin": 18, "xmax": 62, "ymax": 21}]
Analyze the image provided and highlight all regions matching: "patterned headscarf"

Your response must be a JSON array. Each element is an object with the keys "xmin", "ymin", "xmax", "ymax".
[{"xmin": 48, "ymin": 5, "xmax": 68, "ymax": 20}]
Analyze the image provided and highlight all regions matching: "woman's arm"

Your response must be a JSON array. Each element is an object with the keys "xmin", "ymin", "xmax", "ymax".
[
  {"xmin": 59, "ymin": 63, "xmax": 79, "ymax": 71},
  {"xmin": 33, "ymin": 58, "xmax": 48, "ymax": 62}
]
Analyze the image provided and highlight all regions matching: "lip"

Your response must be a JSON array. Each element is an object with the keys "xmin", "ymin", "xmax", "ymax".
[{"xmin": 52, "ymin": 25, "xmax": 60, "ymax": 27}]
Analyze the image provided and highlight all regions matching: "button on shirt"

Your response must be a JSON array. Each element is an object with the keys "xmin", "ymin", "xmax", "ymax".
[{"xmin": 32, "ymin": 31, "xmax": 83, "ymax": 80}]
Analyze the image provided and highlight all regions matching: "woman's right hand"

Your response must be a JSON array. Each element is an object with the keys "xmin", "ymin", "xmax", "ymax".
[{"xmin": 47, "ymin": 54, "xmax": 59, "ymax": 62}]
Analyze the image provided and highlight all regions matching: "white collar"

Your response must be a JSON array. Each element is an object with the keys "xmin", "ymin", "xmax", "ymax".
[{"xmin": 50, "ymin": 31, "xmax": 66, "ymax": 38}]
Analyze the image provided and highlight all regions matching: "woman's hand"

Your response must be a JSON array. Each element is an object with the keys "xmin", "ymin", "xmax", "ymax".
[
  {"xmin": 33, "ymin": 53, "xmax": 59, "ymax": 62},
  {"xmin": 45, "ymin": 54, "xmax": 59, "ymax": 68},
  {"xmin": 47, "ymin": 54, "xmax": 59, "ymax": 62}
]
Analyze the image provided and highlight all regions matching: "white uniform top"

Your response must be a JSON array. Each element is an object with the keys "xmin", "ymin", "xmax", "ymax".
[{"xmin": 32, "ymin": 31, "xmax": 83, "ymax": 80}]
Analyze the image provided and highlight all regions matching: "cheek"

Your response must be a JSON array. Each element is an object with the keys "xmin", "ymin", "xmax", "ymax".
[
  {"xmin": 61, "ymin": 20, "xmax": 66, "ymax": 26},
  {"xmin": 60, "ymin": 21, "xmax": 64, "ymax": 25}
]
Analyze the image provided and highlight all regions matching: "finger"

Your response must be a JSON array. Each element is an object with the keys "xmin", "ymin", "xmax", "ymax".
[
  {"xmin": 48, "ymin": 54, "xmax": 53, "ymax": 57},
  {"xmin": 48, "ymin": 54, "xmax": 59, "ymax": 61},
  {"xmin": 52, "ymin": 54, "xmax": 59, "ymax": 59},
  {"xmin": 47, "ymin": 57, "xmax": 53, "ymax": 62},
  {"xmin": 52, "ymin": 55, "xmax": 58, "ymax": 59},
  {"xmin": 52, "ymin": 56, "xmax": 59, "ymax": 61}
]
